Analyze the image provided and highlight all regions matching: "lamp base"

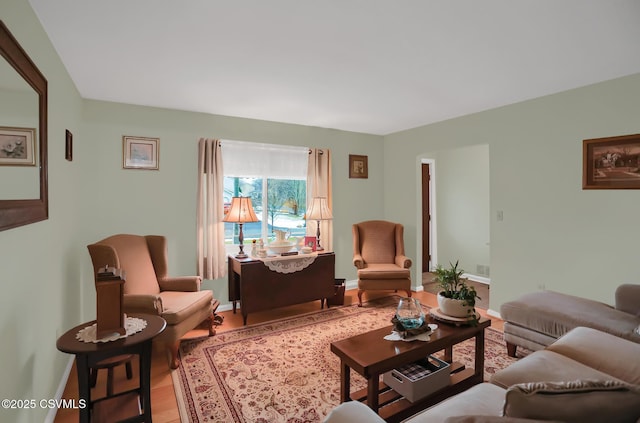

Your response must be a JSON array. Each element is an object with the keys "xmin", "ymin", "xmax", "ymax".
[{"xmin": 235, "ymin": 253, "xmax": 248, "ymax": 259}]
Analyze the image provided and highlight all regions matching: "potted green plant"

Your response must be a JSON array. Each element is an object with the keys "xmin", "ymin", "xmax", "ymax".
[{"xmin": 433, "ymin": 260, "xmax": 480, "ymax": 324}]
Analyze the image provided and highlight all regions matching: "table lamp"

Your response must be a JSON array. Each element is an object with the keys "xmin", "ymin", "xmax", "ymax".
[
  {"xmin": 305, "ymin": 197, "xmax": 333, "ymax": 251},
  {"xmin": 223, "ymin": 196, "xmax": 259, "ymax": 258}
]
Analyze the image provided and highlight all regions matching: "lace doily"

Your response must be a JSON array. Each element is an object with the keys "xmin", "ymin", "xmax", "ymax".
[
  {"xmin": 260, "ymin": 253, "xmax": 317, "ymax": 274},
  {"xmin": 76, "ymin": 316, "xmax": 148, "ymax": 343},
  {"xmin": 384, "ymin": 324, "xmax": 438, "ymax": 342}
]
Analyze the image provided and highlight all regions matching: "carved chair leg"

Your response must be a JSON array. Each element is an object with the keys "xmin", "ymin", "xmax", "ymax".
[
  {"xmin": 405, "ymin": 290, "xmax": 412, "ymax": 298},
  {"xmin": 357, "ymin": 289, "xmax": 364, "ymax": 307},
  {"xmin": 210, "ymin": 299, "xmax": 222, "ymax": 335},
  {"xmin": 208, "ymin": 313, "xmax": 216, "ymax": 336},
  {"xmin": 167, "ymin": 342, "xmax": 180, "ymax": 369},
  {"xmin": 506, "ymin": 342, "xmax": 517, "ymax": 358}
]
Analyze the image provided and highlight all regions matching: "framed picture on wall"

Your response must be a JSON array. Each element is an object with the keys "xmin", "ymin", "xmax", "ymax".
[
  {"xmin": 583, "ymin": 133, "xmax": 640, "ymax": 189},
  {"xmin": 0, "ymin": 126, "xmax": 36, "ymax": 166},
  {"xmin": 349, "ymin": 154, "xmax": 368, "ymax": 179},
  {"xmin": 123, "ymin": 136, "xmax": 159, "ymax": 170}
]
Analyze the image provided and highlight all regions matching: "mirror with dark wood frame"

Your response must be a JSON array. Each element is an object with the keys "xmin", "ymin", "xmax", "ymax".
[{"xmin": 0, "ymin": 20, "xmax": 48, "ymax": 231}]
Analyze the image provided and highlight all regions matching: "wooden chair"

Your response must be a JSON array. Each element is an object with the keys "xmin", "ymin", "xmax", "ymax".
[
  {"xmin": 87, "ymin": 234, "xmax": 220, "ymax": 369},
  {"xmin": 352, "ymin": 220, "xmax": 412, "ymax": 306}
]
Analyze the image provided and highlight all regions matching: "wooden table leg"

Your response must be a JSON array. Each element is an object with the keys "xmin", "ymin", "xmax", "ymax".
[
  {"xmin": 76, "ymin": 354, "xmax": 91, "ymax": 423},
  {"xmin": 367, "ymin": 375, "xmax": 380, "ymax": 412},
  {"xmin": 444, "ymin": 345, "xmax": 453, "ymax": 363},
  {"xmin": 340, "ymin": 361, "xmax": 351, "ymax": 403},
  {"xmin": 140, "ymin": 340, "xmax": 153, "ymax": 422},
  {"xmin": 474, "ymin": 329, "xmax": 485, "ymax": 379}
]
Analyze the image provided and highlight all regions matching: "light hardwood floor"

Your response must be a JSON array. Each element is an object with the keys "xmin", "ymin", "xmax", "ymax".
[{"xmin": 53, "ymin": 289, "xmax": 503, "ymax": 423}]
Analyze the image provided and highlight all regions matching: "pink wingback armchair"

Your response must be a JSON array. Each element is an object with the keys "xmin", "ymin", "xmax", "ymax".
[
  {"xmin": 352, "ymin": 220, "xmax": 412, "ymax": 306},
  {"xmin": 87, "ymin": 234, "xmax": 219, "ymax": 369}
]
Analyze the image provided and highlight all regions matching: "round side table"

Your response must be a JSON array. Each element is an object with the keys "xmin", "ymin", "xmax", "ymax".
[{"xmin": 56, "ymin": 314, "xmax": 166, "ymax": 423}]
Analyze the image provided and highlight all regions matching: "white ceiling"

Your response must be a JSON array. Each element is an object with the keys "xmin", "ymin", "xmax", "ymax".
[{"xmin": 28, "ymin": 0, "xmax": 640, "ymax": 135}]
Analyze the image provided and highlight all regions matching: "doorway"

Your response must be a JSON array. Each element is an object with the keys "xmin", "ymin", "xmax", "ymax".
[
  {"xmin": 421, "ymin": 162, "xmax": 431, "ymax": 273},
  {"xmin": 419, "ymin": 146, "xmax": 491, "ymax": 305}
]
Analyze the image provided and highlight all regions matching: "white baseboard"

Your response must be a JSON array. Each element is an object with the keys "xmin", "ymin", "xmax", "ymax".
[
  {"xmin": 345, "ymin": 279, "xmax": 358, "ymax": 290},
  {"xmin": 463, "ymin": 273, "xmax": 491, "ymax": 284},
  {"xmin": 217, "ymin": 303, "xmax": 234, "ymax": 312},
  {"xmin": 45, "ymin": 356, "xmax": 74, "ymax": 423},
  {"xmin": 487, "ymin": 308, "xmax": 501, "ymax": 319}
]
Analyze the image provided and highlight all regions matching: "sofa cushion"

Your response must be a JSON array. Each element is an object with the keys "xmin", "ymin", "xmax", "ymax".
[
  {"xmin": 503, "ymin": 380, "xmax": 640, "ymax": 423},
  {"xmin": 407, "ymin": 383, "xmax": 506, "ymax": 422},
  {"xmin": 159, "ymin": 290, "xmax": 212, "ymax": 325},
  {"xmin": 546, "ymin": 326, "xmax": 640, "ymax": 385},
  {"xmin": 445, "ymin": 417, "xmax": 562, "ymax": 423},
  {"xmin": 106, "ymin": 235, "xmax": 161, "ymax": 295},
  {"xmin": 490, "ymin": 350, "xmax": 623, "ymax": 389},
  {"xmin": 322, "ymin": 401, "xmax": 385, "ymax": 423},
  {"xmin": 358, "ymin": 263, "xmax": 410, "ymax": 279},
  {"xmin": 356, "ymin": 221, "xmax": 397, "ymax": 264}
]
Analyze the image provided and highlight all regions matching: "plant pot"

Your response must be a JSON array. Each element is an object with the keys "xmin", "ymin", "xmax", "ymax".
[{"xmin": 437, "ymin": 293, "xmax": 474, "ymax": 318}]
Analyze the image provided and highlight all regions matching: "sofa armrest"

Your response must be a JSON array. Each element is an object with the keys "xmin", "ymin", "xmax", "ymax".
[
  {"xmin": 396, "ymin": 255, "xmax": 412, "ymax": 269},
  {"xmin": 615, "ymin": 284, "xmax": 640, "ymax": 316},
  {"xmin": 322, "ymin": 401, "xmax": 385, "ymax": 423},
  {"xmin": 123, "ymin": 294, "xmax": 163, "ymax": 314},
  {"xmin": 353, "ymin": 254, "xmax": 365, "ymax": 269},
  {"xmin": 159, "ymin": 276, "xmax": 201, "ymax": 292}
]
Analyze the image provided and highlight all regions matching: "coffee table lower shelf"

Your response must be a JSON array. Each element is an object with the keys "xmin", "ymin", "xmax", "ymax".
[{"xmin": 349, "ymin": 362, "xmax": 478, "ymax": 423}]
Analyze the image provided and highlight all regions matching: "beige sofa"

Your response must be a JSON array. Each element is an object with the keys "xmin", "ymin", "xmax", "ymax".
[
  {"xmin": 500, "ymin": 284, "xmax": 640, "ymax": 357},
  {"xmin": 323, "ymin": 326, "xmax": 640, "ymax": 423}
]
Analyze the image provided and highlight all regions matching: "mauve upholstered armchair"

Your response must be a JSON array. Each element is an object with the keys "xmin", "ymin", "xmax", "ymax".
[
  {"xmin": 352, "ymin": 220, "xmax": 412, "ymax": 306},
  {"xmin": 87, "ymin": 234, "xmax": 220, "ymax": 369}
]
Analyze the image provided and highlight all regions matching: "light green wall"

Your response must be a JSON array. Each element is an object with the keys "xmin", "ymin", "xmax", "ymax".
[
  {"xmin": 79, "ymin": 100, "xmax": 383, "ymax": 314},
  {"xmin": 426, "ymin": 144, "xmax": 490, "ymax": 276},
  {"xmin": 3, "ymin": 1, "xmax": 640, "ymax": 421},
  {"xmin": 385, "ymin": 72, "xmax": 640, "ymax": 313},
  {"xmin": 2, "ymin": 2, "xmax": 384, "ymax": 421},
  {"xmin": 1, "ymin": 1, "xmax": 84, "ymax": 422}
]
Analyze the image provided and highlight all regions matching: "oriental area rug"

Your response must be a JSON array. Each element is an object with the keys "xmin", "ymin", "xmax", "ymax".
[{"xmin": 172, "ymin": 296, "xmax": 522, "ymax": 423}]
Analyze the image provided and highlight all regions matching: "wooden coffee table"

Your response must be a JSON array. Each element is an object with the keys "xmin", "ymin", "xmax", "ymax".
[{"xmin": 330, "ymin": 316, "xmax": 490, "ymax": 423}]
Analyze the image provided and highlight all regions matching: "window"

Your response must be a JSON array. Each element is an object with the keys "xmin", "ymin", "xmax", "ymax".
[{"xmin": 222, "ymin": 141, "xmax": 309, "ymax": 247}]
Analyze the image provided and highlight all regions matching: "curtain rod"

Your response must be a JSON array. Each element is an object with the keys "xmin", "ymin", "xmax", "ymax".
[{"xmin": 216, "ymin": 140, "xmax": 323, "ymax": 155}]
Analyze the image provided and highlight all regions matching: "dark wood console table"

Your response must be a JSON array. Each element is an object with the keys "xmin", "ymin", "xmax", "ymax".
[
  {"xmin": 56, "ymin": 314, "xmax": 166, "ymax": 423},
  {"xmin": 228, "ymin": 252, "xmax": 335, "ymax": 325}
]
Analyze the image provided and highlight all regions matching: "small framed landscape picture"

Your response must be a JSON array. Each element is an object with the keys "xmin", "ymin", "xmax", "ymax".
[
  {"xmin": 349, "ymin": 154, "xmax": 368, "ymax": 179},
  {"xmin": 0, "ymin": 126, "xmax": 36, "ymax": 166},
  {"xmin": 123, "ymin": 136, "xmax": 159, "ymax": 170},
  {"xmin": 583, "ymin": 133, "xmax": 640, "ymax": 189},
  {"xmin": 304, "ymin": 236, "xmax": 317, "ymax": 252}
]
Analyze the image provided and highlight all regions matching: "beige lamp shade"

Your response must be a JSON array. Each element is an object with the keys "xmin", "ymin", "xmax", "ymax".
[
  {"xmin": 306, "ymin": 197, "xmax": 333, "ymax": 221},
  {"xmin": 223, "ymin": 197, "xmax": 259, "ymax": 223},
  {"xmin": 223, "ymin": 196, "xmax": 258, "ymax": 258},
  {"xmin": 306, "ymin": 197, "xmax": 332, "ymax": 251}
]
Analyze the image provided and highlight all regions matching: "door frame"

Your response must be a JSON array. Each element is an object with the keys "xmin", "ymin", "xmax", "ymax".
[{"xmin": 420, "ymin": 158, "xmax": 437, "ymax": 273}]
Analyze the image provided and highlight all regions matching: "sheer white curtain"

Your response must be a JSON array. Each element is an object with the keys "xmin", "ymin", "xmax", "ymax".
[
  {"xmin": 222, "ymin": 140, "xmax": 308, "ymax": 178},
  {"xmin": 307, "ymin": 148, "xmax": 333, "ymax": 250},
  {"xmin": 196, "ymin": 138, "xmax": 226, "ymax": 279}
]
